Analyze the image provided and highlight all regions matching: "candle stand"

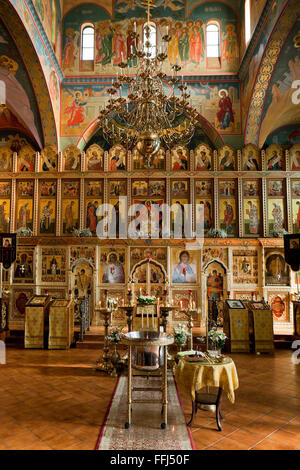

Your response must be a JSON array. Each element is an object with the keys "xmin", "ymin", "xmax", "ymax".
[{"xmin": 95, "ymin": 307, "xmax": 113, "ymax": 373}]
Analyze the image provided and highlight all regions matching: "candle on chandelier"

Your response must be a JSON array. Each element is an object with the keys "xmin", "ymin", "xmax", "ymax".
[
  {"xmin": 134, "ymin": 22, "xmax": 136, "ymax": 33},
  {"xmin": 166, "ymin": 25, "xmax": 168, "ymax": 35}
]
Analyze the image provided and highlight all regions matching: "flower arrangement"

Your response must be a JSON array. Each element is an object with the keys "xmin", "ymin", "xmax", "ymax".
[
  {"xmin": 208, "ymin": 228, "xmax": 228, "ymax": 238},
  {"xmin": 106, "ymin": 327, "xmax": 123, "ymax": 344},
  {"xmin": 173, "ymin": 323, "xmax": 191, "ymax": 346},
  {"xmin": 270, "ymin": 228, "xmax": 288, "ymax": 238},
  {"xmin": 137, "ymin": 294, "xmax": 156, "ymax": 305},
  {"xmin": 208, "ymin": 328, "xmax": 227, "ymax": 350},
  {"xmin": 72, "ymin": 228, "xmax": 93, "ymax": 237},
  {"xmin": 16, "ymin": 227, "xmax": 33, "ymax": 237}
]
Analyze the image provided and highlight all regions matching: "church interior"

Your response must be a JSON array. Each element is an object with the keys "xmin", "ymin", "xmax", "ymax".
[{"xmin": 0, "ymin": 0, "xmax": 300, "ymax": 453}]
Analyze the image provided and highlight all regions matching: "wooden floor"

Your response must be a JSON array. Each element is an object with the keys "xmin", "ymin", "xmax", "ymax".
[{"xmin": 0, "ymin": 348, "xmax": 299, "ymax": 450}]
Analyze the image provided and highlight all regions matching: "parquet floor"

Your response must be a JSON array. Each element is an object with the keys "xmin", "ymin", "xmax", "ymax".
[{"xmin": 0, "ymin": 348, "xmax": 299, "ymax": 450}]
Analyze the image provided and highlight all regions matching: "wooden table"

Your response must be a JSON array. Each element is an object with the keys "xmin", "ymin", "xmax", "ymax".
[{"xmin": 175, "ymin": 356, "xmax": 239, "ymax": 431}]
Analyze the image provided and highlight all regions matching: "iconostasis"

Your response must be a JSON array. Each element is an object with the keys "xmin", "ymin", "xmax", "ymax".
[{"xmin": 1, "ymin": 140, "xmax": 299, "ymax": 336}]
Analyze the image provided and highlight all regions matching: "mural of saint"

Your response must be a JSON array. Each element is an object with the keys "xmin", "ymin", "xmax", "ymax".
[
  {"xmin": 246, "ymin": 201, "xmax": 259, "ymax": 234},
  {"xmin": 217, "ymin": 90, "xmax": 234, "ymax": 130},
  {"xmin": 63, "ymin": 28, "xmax": 76, "ymax": 70},
  {"xmin": 172, "ymin": 250, "xmax": 196, "ymax": 283},
  {"xmin": 189, "ymin": 25, "xmax": 204, "ymax": 64},
  {"xmin": 207, "ymin": 269, "xmax": 223, "ymax": 300},
  {"xmin": 19, "ymin": 150, "xmax": 34, "ymax": 172},
  {"xmin": 178, "ymin": 27, "xmax": 190, "ymax": 64},
  {"xmin": 102, "ymin": 253, "xmax": 125, "ymax": 283},
  {"xmin": 113, "ymin": 24, "xmax": 127, "ymax": 66},
  {"xmin": 168, "ymin": 27, "xmax": 179, "ymax": 66},
  {"xmin": 0, "ymin": 148, "xmax": 12, "ymax": 171},
  {"xmin": 221, "ymin": 24, "xmax": 238, "ymax": 65},
  {"xmin": 64, "ymin": 90, "xmax": 86, "ymax": 128}
]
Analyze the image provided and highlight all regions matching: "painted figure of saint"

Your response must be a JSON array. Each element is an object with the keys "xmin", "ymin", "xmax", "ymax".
[
  {"xmin": 220, "ymin": 150, "xmax": 234, "ymax": 170},
  {"xmin": 223, "ymin": 201, "xmax": 234, "ymax": 233},
  {"xmin": 196, "ymin": 151, "xmax": 211, "ymax": 170},
  {"xmin": 113, "ymin": 24, "xmax": 126, "ymax": 66},
  {"xmin": 63, "ymin": 29, "xmax": 75, "ymax": 70},
  {"xmin": 168, "ymin": 28, "xmax": 179, "ymax": 65},
  {"xmin": 243, "ymin": 150, "xmax": 259, "ymax": 170},
  {"xmin": 76, "ymin": 268, "xmax": 91, "ymax": 297},
  {"xmin": 246, "ymin": 201, "xmax": 259, "ymax": 234},
  {"xmin": 19, "ymin": 153, "xmax": 34, "ymax": 172},
  {"xmin": 102, "ymin": 253, "xmax": 125, "ymax": 283},
  {"xmin": 272, "ymin": 203, "xmax": 283, "ymax": 231},
  {"xmin": 178, "ymin": 27, "xmax": 190, "ymax": 64},
  {"xmin": 221, "ymin": 24, "xmax": 238, "ymax": 65},
  {"xmin": 0, "ymin": 201, "xmax": 8, "ymax": 231},
  {"xmin": 65, "ymin": 201, "xmax": 75, "ymax": 232},
  {"xmin": 217, "ymin": 90, "xmax": 234, "ymax": 130},
  {"xmin": 100, "ymin": 26, "xmax": 114, "ymax": 66},
  {"xmin": 190, "ymin": 26, "xmax": 203, "ymax": 63},
  {"xmin": 172, "ymin": 250, "xmax": 196, "ymax": 283},
  {"xmin": 14, "ymin": 253, "xmax": 32, "ymax": 278},
  {"xmin": 267, "ymin": 151, "xmax": 283, "ymax": 170},
  {"xmin": 86, "ymin": 201, "xmax": 98, "ymax": 233},
  {"xmin": 127, "ymin": 26, "xmax": 138, "ymax": 67},
  {"xmin": 292, "ymin": 150, "xmax": 300, "ymax": 170},
  {"xmin": 40, "ymin": 201, "xmax": 53, "ymax": 233},
  {"xmin": 64, "ymin": 91, "xmax": 86, "ymax": 128},
  {"xmin": 18, "ymin": 202, "xmax": 30, "ymax": 228},
  {"xmin": 207, "ymin": 269, "xmax": 223, "ymax": 300}
]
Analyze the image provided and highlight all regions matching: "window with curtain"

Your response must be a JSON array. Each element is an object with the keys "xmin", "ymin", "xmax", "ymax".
[
  {"xmin": 81, "ymin": 24, "xmax": 95, "ymax": 61},
  {"xmin": 143, "ymin": 22, "xmax": 156, "ymax": 59},
  {"xmin": 206, "ymin": 23, "xmax": 220, "ymax": 58}
]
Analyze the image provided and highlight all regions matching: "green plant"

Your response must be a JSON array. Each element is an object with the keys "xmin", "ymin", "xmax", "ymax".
[
  {"xmin": 137, "ymin": 294, "xmax": 156, "ymax": 304},
  {"xmin": 173, "ymin": 323, "xmax": 190, "ymax": 346},
  {"xmin": 208, "ymin": 328, "xmax": 227, "ymax": 350},
  {"xmin": 208, "ymin": 228, "xmax": 228, "ymax": 238}
]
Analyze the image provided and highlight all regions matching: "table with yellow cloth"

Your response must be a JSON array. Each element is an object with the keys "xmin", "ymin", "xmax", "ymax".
[{"xmin": 175, "ymin": 357, "xmax": 239, "ymax": 430}]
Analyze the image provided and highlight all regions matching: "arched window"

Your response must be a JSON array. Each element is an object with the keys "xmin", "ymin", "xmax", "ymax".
[
  {"xmin": 143, "ymin": 22, "xmax": 156, "ymax": 59},
  {"xmin": 51, "ymin": 0, "xmax": 57, "ymax": 49},
  {"xmin": 206, "ymin": 22, "xmax": 220, "ymax": 58},
  {"xmin": 81, "ymin": 23, "xmax": 95, "ymax": 61},
  {"xmin": 245, "ymin": 0, "xmax": 251, "ymax": 44}
]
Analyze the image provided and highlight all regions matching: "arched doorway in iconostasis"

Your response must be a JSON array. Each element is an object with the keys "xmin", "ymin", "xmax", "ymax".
[
  {"xmin": 130, "ymin": 258, "xmax": 168, "ymax": 298},
  {"xmin": 203, "ymin": 260, "xmax": 228, "ymax": 324}
]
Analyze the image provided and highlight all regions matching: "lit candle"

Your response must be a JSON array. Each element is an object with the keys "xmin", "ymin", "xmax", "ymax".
[
  {"xmin": 134, "ymin": 22, "xmax": 136, "ymax": 33},
  {"xmin": 166, "ymin": 26, "xmax": 169, "ymax": 35}
]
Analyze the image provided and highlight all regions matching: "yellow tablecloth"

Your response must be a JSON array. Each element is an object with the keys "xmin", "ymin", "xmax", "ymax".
[{"xmin": 175, "ymin": 357, "xmax": 239, "ymax": 403}]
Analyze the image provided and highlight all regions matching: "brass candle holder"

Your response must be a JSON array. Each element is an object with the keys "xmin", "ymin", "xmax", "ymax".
[
  {"xmin": 95, "ymin": 307, "xmax": 113, "ymax": 373},
  {"xmin": 179, "ymin": 308, "xmax": 197, "ymax": 350}
]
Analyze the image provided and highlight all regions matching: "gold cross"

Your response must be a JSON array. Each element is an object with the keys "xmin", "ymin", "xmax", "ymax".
[{"xmin": 141, "ymin": 0, "xmax": 156, "ymax": 22}]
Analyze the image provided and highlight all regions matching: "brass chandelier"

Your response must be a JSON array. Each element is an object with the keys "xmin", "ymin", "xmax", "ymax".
[{"xmin": 98, "ymin": 1, "xmax": 201, "ymax": 158}]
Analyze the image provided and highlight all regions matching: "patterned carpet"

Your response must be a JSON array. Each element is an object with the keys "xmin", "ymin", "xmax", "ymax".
[{"xmin": 96, "ymin": 374, "xmax": 194, "ymax": 450}]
